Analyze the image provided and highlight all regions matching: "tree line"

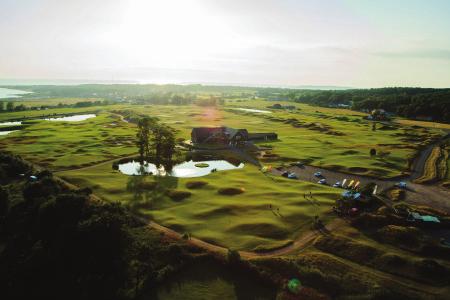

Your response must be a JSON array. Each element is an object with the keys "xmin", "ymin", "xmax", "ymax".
[
  {"xmin": 132, "ymin": 93, "xmax": 225, "ymax": 106},
  {"xmin": 0, "ymin": 99, "xmax": 113, "ymax": 113},
  {"xmin": 286, "ymin": 88, "xmax": 450, "ymax": 123}
]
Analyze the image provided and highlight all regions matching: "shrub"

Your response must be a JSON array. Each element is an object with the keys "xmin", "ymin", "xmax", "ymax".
[
  {"xmin": 227, "ymin": 249, "xmax": 241, "ymax": 265},
  {"xmin": 414, "ymin": 259, "xmax": 448, "ymax": 279}
]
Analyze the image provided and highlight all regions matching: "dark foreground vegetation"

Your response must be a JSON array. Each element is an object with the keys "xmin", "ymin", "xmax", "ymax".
[
  {"xmin": 2, "ymin": 151, "xmax": 450, "ymax": 299},
  {"xmin": 0, "ymin": 152, "xmax": 277, "ymax": 300},
  {"xmin": 0, "ymin": 152, "xmax": 205, "ymax": 299}
]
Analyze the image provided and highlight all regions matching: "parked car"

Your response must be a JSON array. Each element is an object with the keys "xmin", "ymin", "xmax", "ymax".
[
  {"xmin": 288, "ymin": 172, "xmax": 298, "ymax": 179},
  {"xmin": 318, "ymin": 179, "xmax": 327, "ymax": 184},
  {"xmin": 281, "ymin": 171, "xmax": 289, "ymax": 177},
  {"xmin": 396, "ymin": 181, "xmax": 407, "ymax": 189},
  {"xmin": 314, "ymin": 172, "xmax": 322, "ymax": 177},
  {"xmin": 333, "ymin": 181, "xmax": 341, "ymax": 187},
  {"xmin": 292, "ymin": 161, "xmax": 305, "ymax": 168}
]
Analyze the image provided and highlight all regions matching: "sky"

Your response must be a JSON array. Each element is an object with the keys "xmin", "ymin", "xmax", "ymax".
[{"xmin": 1, "ymin": 0, "xmax": 450, "ymax": 88}]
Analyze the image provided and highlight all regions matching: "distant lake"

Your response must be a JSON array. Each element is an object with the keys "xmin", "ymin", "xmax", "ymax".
[{"xmin": 0, "ymin": 88, "xmax": 31, "ymax": 99}]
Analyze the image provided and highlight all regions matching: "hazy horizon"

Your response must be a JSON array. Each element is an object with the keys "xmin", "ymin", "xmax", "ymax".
[{"xmin": 1, "ymin": 0, "xmax": 450, "ymax": 88}]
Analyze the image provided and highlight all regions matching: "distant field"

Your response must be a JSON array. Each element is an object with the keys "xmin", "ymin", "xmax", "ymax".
[
  {"xmin": 0, "ymin": 108, "xmax": 136, "ymax": 169},
  {"xmin": 0, "ymin": 106, "xmax": 101, "ymax": 121},
  {"xmin": 10, "ymin": 97, "xmax": 104, "ymax": 107}
]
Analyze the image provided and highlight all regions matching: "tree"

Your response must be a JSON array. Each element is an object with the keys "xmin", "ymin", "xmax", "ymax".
[
  {"xmin": 0, "ymin": 186, "xmax": 9, "ymax": 216},
  {"xmin": 0, "ymin": 101, "xmax": 4, "ymax": 112},
  {"xmin": 159, "ymin": 127, "xmax": 176, "ymax": 168},
  {"xmin": 370, "ymin": 148, "xmax": 377, "ymax": 156},
  {"xmin": 6, "ymin": 101, "xmax": 14, "ymax": 111},
  {"xmin": 372, "ymin": 123, "xmax": 376, "ymax": 131},
  {"xmin": 136, "ymin": 117, "xmax": 152, "ymax": 162}
]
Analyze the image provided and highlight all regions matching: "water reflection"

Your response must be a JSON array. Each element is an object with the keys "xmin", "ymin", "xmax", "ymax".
[
  {"xmin": 233, "ymin": 108, "xmax": 272, "ymax": 113},
  {"xmin": 0, "ymin": 130, "xmax": 17, "ymax": 136},
  {"xmin": 0, "ymin": 121, "xmax": 22, "ymax": 126},
  {"xmin": 44, "ymin": 114, "xmax": 96, "ymax": 122},
  {"xmin": 119, "ymin": 160, "xmax": 244, "ymax": 177}
]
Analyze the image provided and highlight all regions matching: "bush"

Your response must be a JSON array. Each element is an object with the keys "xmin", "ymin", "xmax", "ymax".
[
  {"xmin": 227, "ymin": 249, "xmax": 241, "ymax": 265},
  {"xmin": 414, "ymin": 259, "xmax": 448, "ymax": 279},
  {"xmin": 23, "ymin": 177, "xmax": 61, "ymax": 200}
]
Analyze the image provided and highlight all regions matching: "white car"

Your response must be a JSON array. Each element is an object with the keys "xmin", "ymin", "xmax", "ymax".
[
  {"xmin": 318, "ymin": 179, "xmax": 327, "ymax": 184},
  {"xmin": 333, "ymin": 181, "xmax": 341, "ymax": 187},
  {"xmin": 314, "ymin": 172, "xmax": 322, "ymax": 177}
]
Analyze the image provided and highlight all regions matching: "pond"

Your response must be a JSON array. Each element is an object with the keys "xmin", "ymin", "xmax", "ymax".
[
  {"xmin": 118, "ymin": 160, "xmax": 244, "ymax": 177},
  {"xmin": 44, "ymin": 114, "xmax": 96, "ymax": 122},
  {"xmin": 144, "ymin": 260, "xmax": 277, "ymax": 300},
  {"xmin": 0, "ymin": 121, "xmax": 22, "ymax": 126},
  {"xmin": 234, "ymin": 108, "xmax": 272, "ymax": 113}
]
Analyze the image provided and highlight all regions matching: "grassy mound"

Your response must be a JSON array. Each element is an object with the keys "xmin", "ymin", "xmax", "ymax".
[
  {"xmin": 415, "ymin": 146, "xmax": 447, "ymax": 183},
  {"xmin": 138, "ymin": 181, "xmax": 158, "ymax": 190},
  {"xmin": 166, "ymin": 190, "xmax": 192, "ymax": 201},
  {"xmin": 227, "ymin": 222, "xmax": 289, "ymax": 240},
  {"xmin": 185, "ymin": 180, "xmax": 208, "ymax": 189},
  {"xmin": 217, "ymin": 187, "xmax": 245, "ymax": 195},
  {"xmin": 195, "ymin": 162, "xmax": 209, "ymax": 168},
  {"xmin": 376, "ymin": 225, "xmax": 424, "ymax": 249},
  {"xmin": 387, "ymin": 188, "xmax": 406, "ymax": 201}
]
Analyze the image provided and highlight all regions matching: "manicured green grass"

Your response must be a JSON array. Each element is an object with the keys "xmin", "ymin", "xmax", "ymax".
[
  {"xmin": 0, "ymin": 106, "xmax": 101, "ymax": 121},
  {"xmin": 59, "ymin": 162, "xmax": 339, "ymax": 251},
  {"xmin": 0, "ymin": 110, "xmax": 136, "ymax": 170},
  {"xmin": 2, "ymin": 99, "xmax": 449, "ymax": 251},
  {"xmin": 120, "ymin": 100, "xmax": 446, "ymax": 178}
]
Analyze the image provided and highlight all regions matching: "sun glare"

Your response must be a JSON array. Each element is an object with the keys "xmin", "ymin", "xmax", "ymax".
[{"xmin": 115, "ymin": 0, "xmax": 241, "ymax": 68}]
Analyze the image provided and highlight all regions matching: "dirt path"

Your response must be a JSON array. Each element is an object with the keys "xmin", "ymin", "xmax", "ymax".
[{"xmin": 144, "ymin": 216, "xmax": 344, "ymax": 259}]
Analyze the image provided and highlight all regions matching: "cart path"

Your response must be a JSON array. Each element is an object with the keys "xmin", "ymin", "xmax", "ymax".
[{"xmin": 145, "ymin": 217, "xmax": 345, "ymax": 259}]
